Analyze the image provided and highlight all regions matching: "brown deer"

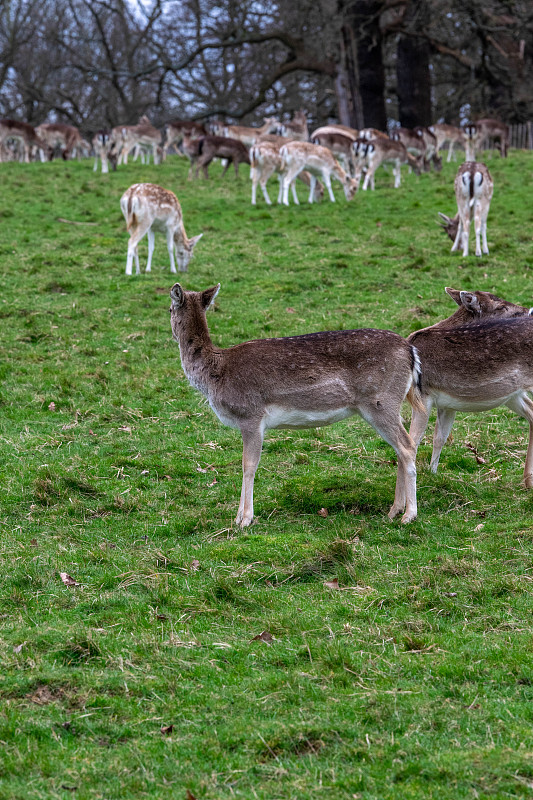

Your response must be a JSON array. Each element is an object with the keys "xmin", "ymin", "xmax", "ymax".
[
  {"xmin": 463, "ymin": 118, "xmax": 509, "ymax": 158},
  {"xmin": 249, "ymin": 141, "xmax": 323, "ymax": 205},
  {"xmin": 438, "ymin": 162, "xmax": 493, "ymax": 257},
  {"xmin": 428, "ymin": 123, "xmax": 466, "ymax": 162},
  {"xmin": 280, "ymin": 110, "xmax": 309, "ymax": 141},
  {"xmin": 223, "ymin": 117, "xmax": 280, "ymax": 147},
  {"xmin": 310, "ymin": 130, "xmax": 356, "ymax": 176},
  {"xmin": 0, "ymin": 119, "xmax": 50, "ymax": 162},
  {"xmin": 120, "ymin": 184, "xmax": 202, "ymax": 275},
  {"xmin": 170, "ymin": 283, "xmax": 423, "ymax": 526},
  {"xmin": 279, "ymin": 141, "xmax": 358, "ymax": 204},
  {"xmin": 361, "ymin": 139, "xmax": 423, "ymax": 190},
  {"xmin": 35, "ymin": 122, "xmax": 83, "ymax": 160},
  {"xmin": 408, "ymin": 295, "xmax": 533, "ymax": 487},
  {"xmin": 191, "ymin": 135, "xmax": 250, "ymax": 179},
  {"xmin": 163, "ymin": 120, "xmax": 207, "ymax": 159},
  {"xmin": 92, "ymin": 130, "xmax": 117, "ymax": 173},
  {"xmin": 413, "ymin": 126, "xmax": 442, "ymax": 171}
]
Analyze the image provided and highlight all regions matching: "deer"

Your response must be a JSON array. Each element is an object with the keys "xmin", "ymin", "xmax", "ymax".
[
  {"xmin": 0, "ymin": 119, "xmax": 50, "ymax": 162},
  {"xmin": 391, "ymin": 127, "xmax": 426, "ymax": 163},
  {"xmin": 310, "ymin": 130, "xmax": 356, "ymax": 176},
  {"xmin": 223, "ymin": 117, "xmax": 280, "ymax": 148},
  {"xmin": 192, "ymin": 135, "xmax": 250, "ymax": 179},
  {"xmin": 428, "ymin": 123, "xmax": 466, "ymax": 162},
  {"xmin": 438, "ymin": 162, "xmax": 493, "ymax": 257},
  {"xmin": 250, "ymin": 141, "xmax": 323, "ymax": 205},
  {"xmin": 359, "ymin": 128, "xmax": 389, "ymax": 141},
  {"xmin": 310, "ymin": 125, "xmax": 359, "ymax": 141},
  {"xmin": 163, "ymin": 120, "xmax": 207, "ymax": 159},
  {"xmin": 35, "ymin": 122, "xmax": 83, "ymax": 160},
  {"xmin": 360, "ymin": 138, "xmax": 423, "ymax": 190},
  {"xmin": 92, "ymin": 130, "xmax": 117, "ymax": 173},
  {"xmin": 408, "ymin": 293, "xmax": 533, "ymax": 487},
  {"xmin": 280, "ymin": 110, "xmax": 309, "ymax": 141},
  {"xmin": 413, "ymin": 126, "xmax": 442, "ymax": 171},
  {"xmin": 279, "ymin": 141, "xmax": 358, "ymax": 204},
  {"xmin": 114, "ymin": 116, "xmax": 162, "ymax": 165},
  {"xmin": 169, "ymin": 283, "xmax": 423, "ymax": 526},
  {"xmin": 463, "ymin": 118, "xmax": 509, "ymax": 159},
  {"xmin": 120, "ymin": 183, "xmax": 202, "ymax": 276}
]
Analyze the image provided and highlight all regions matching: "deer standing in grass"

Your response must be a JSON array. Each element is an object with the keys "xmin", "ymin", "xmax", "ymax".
[
  {"xmin": 250, "ymin": 142, "xmax": 323, "ymax": 205},
  {"xmin": 439, "ymin": 162, "xmax": 493, "ymax": 257},
  {"xmin": 0, "ymin": 119, "xmax": 49, "ymax": 162},
  {"xmin": 428, "ymin": 123, "xmax": 466, "ymax": 162},
  {"xmin": 463, "ymin": 118, "xmax": 509, "ymax": 159},
  {"xmin": 170, "ymin": 284, "xmax": 423, "ymax": 526},
  {"xmin": 163, "ymin": 120, "xmax": 207, "ymax": 159},
  {"xmin": 360, "ymin": 139, "xmax": 423, "ymax": 190},
  {"xmin": 279, "ymin": 141, "xmax": 358, "ymax": 204},
  {"xmin": 120, "ymin": 184, "xmax": 202, "ymax": 276},
  {"xmin": 223, "ymin": 117, "xmax": 280, "ymax": 147},
  {"xmin": 36, "ymin": 122, "xmax": 83, "ymax": 160},
  {"xmin": 408, "ymin": 289, "xmax": 533, "ymax": 486}
]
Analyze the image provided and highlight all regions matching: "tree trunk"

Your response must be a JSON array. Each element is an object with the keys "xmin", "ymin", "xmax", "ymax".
[
  {"xmin": 335, "ymin": 23, "xmax": 364, "ymax": 129},
  {"xmin": 397, "ymin": 0, "xmax": 432, "ymax": 128},
  {"xmin": 349, "ymin": 0, "xmax": 387, "ymax": 130}
]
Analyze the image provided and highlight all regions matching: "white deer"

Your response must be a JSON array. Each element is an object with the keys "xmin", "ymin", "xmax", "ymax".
[
  {"xmin": 170, "ymin": 283, "xmax": 423, "ymax": 526},
  {"xmin": 120, "ymin": 183, "xmax": 202, "ymax": 276},
  {"xmin": 438, "ymin": 162, "xmax": 493, "ymax": 257},
  {"xmin": 279, "ymin": 141, "xmax": 357, "ymax": 204}
]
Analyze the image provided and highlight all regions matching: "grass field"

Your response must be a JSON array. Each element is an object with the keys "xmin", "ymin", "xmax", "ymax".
[{"xmin": 0, "ymin": 151, "xmax": 532, "ymax": 800}]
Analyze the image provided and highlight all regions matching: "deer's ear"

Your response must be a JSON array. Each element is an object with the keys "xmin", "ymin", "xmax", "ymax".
[
  {"xmin": 460, "ymin": 291, "xmax": 481, "ymax": 313},
  {"xmin": 170, "ymin": 283, "xmax": 184, "ymax": 308},
  {"xmin": 437, "ymin": 212, "xmax": 452, "ymax": 226},
  {"xmin": 445, "ymin": 287, "xmax": 461, "ymax": 305},
  {"xmin": 201, "ymin": 284, "xmax": 220, "ymax": 310}
]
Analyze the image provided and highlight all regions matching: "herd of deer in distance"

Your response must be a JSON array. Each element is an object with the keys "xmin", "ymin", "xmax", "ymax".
[{"xmin": 2, "ymin": 110, "xmax": 532, "ymax": 527}]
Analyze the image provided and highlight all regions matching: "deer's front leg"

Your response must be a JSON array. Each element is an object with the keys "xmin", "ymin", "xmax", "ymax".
[{"xmin": 236, "ymin": 426, "xmax": 264, "ymax": 527}]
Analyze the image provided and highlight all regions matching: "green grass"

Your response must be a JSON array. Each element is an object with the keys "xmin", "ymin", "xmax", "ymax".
[{"xmin": 0, "ymin": 152, "xmax": 532, "ymax": 799}]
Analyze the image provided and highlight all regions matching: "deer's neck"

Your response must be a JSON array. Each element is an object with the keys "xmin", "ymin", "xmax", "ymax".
[{"xmin": 176, "ymin": 311, "xmax": 220, "ymax": 396}]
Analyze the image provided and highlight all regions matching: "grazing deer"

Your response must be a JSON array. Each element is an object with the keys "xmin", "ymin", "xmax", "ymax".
[
  {"xmin": 189, "ymin": 135, "xmax": 250, "ymax": 179},
  {"xmin": 408, "ymin": 298, "xmax": 533, "ymax": 487},
  {"xmin": 463, "ymin": 118, "xmax": 509, "ymax": 159},
  {"xmin": 0, "ymin": 119, "xmax": 50, "ymax": 162},
  {"xmin": 36, "ymin": 122, "xmax": 83, "ymax": 160},
  {"xmin": 391, "ymin": 127, "xmax": 426, "ymax": 163},
  {"xmin": 310, "ymin": 130, "xmax": 356, "ymax": 176},
  {"xmin": 360, "ymin": 139, "xmax": 423, "ymax": 190},
  {"xmin": 223, "ymin": 117, "xmax": 280, "ymax": 148},
  {"xmin": 428, "ymin": 123, "xmax": 466, "ymax": 162},
  {"xmin": 120, "ymin": 183, "xmax": 202, "ymax": 276},
  {"xmin": 170, "ymin": 283, "xmax": 422, "ymax": 526},
  {"xmin": 279, "ymin": 141, "xmax": 357, "ymax": 204},
  {"xmin": 280, "ymin": 110, "xmax": 309, "ymax": 141},
  {"xmin": 413, "ymin": 126, "xmax": 442, "ymax": 171},
  {"xmin": 163, "ymin": 120, "xmax": 207, "ymax": 159},
  {"xmin": 438, "ymin": 162, "xmax": 493, "ymax": 257},
  {"xmin": 114, "ymin": 116, "xmax": 162, "ymax": 165},
  {"xmin": 250, "ymin": 142, "xmax": 323, "ymax": 205}
]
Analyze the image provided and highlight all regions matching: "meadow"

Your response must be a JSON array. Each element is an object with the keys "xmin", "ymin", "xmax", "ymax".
[{"xmin": 0, "ymin": 150, "xmax": 532, "ymax": 799}]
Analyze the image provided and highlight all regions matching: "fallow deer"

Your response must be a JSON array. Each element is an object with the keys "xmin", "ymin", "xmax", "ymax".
[
  {"xmin": 413, "ymin": 126, "xmax": 442, "ymax": 171},
  {"xmin": 359, "ymin": 128, "xmax": 389, "ymax": 141},
  {"xmin": 36, "ymin": 122, "xmax": 83, "ymax": 160},
  {"xmin": 280, "ymin": 110, "xmax": 309, "ymax": 141},
  {"xmin": 279, "ymin": 141, "xmax": 358, "ymax": 204},
  {"xmin": 428, "ymin": 123, "xmax": 466, "ymax": 162},
  {"xmin": 163, "ymin": 120, "xmax": 207, "ymax": 159},
  {"xmin": 408, "ymin": 296, "xmax": 533, "ymax": 488},
  {"xmin": 391, "ymin": 127, "xmax": 426, "ymax": 162},
  {"xmin": 310, "ymin": 130, "xmax": 356, "ymax": 176},
  {"xmin": 463, "ymin": 118, "xmax": 509, "ymax": 159},
  {"xmin": 0, "ymin": 119, "xmax": 49, "ymax": 162},
  {"xmin": 92, "ymin": 130, "xmax": 117, "ymax": 173},
  {"xmin": 115, "ymin": 116, "xmax": 162, "ymax": 165},
  {"xmin": 223, "ymin": 117, "xmax": 280, "ymax": 148},
  {"xmin": 169, "ymin": 283, "xmax": 423, "ymax": 526},
  {"xmin": 360, "ymin": 138, "xmax": 423, "ymax": 190},
  {"xmin": 310, "ymin": 125, "xmax": 359, "ymax": 142},
  {"xmin": 191, "ymin": 135, "xmax": 250, "ymax": 179},
  {"xmin": 120, "ymin": 183, "xmax": 202, "ymax": 276},
  {"xmin": 438, "ymin": 162, "xmax": 493, "ymax": 257},
  {"xmin": 250, "ymin": 142, "xmax": 323, "ymax": 205}
]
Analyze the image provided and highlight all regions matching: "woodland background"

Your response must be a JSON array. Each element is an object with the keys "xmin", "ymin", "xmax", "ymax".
[{"xmin": 1, "ymin": 0, "xmax": 532, "ymax": 134}]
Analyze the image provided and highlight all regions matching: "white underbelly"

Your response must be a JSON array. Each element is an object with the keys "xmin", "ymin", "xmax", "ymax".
[
  {"xmin": 431, "ymin": 389, "xmax": 518, "ymax": 412},
  {"xmin": 263, "ymin": 404, "xmax": 354, "ymax": 430}
]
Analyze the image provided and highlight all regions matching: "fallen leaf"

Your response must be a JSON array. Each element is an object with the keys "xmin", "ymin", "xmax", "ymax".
[
  {"xmin": 48, "ymin": 401, "xmax": 56, "ymax": 411},
  {"xmin": 324, "ymin": 578, "xmax": 340, "ymax": 590},
  {"xmin": 89, "ymin": 429, "xmax": 96, "ymax": 435},
  {"xmin": 156, "ymin": 613, "xmax": 168, "ymax": 621},
  {"xmin": 59, "ymin": 572, "xmax": 80, "ymax": 587},
  {"xmin": 317, "ymin": 507, "xmax": 328, "ymax": 518},
  {"xmin": 186, "ymin": 791, "xmax": 198, "ymax": 800},
  {"xmin": 13, "ymin": 642, "xmax": 27, "ymax": 654},
  {"xmin": 251, "ymin": 630, "xmax": 273, "ymax": 644},
  {"xmin": 30, "ymin": 538, "xmax": 38, "ymax": 547},
  {"xmin": 190, "ymin": 559, "xmax": 200, "ymax": 572},
  {"xmin": 160, "ymin": 724, "xmax": 174, "ymax": 735}
]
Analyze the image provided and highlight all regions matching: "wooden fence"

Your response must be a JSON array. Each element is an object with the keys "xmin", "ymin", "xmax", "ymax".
[{"xmin": 509, "ymin": 122, "xmax": 533, "ymax": 149}]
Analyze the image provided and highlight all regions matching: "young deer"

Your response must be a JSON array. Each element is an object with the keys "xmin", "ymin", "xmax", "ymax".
[
  {"xmin": 408, "ymin": 295, "xmax": 533, "ymax": 487},
  {"xmin": 170, "ymin": 283, "xmax": 423, "ymax": 526},
  {"xmin": 428, "ymin": 123, "xmax": 466, "ymax": 162},
  {"xmin": 120, "ymin": 184, "xmax": 202, "ymax": 276},
  {"xmin": 360, "ymin": 139, "xmax": 423, "ymax": 190},
  {"xmin": 279, "ymin": 141, "xmax": 357, "ymax": 204},
  {"xmin": 439, "ymin": 162, "xmax": 493, "ymax": 257}
]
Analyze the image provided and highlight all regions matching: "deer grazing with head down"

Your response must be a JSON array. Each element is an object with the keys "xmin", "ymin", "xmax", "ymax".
[
  {"xmin": 120, "ymin": 184, "xmax": 202, "ymax": 276},
  {"xmin": 408, "ymin": 287, "xmax": 533, "ymax": 485},
  {"xmin": 279, "ymin": 141, "xmax": 358, "ymax": 204},
  {"xmin": 439, "ymin": 162, "xmax": 493, "ymax": 257},
  {"xmin": 169, "ymin": 283, "xmax": 423, "ymax": 527}
]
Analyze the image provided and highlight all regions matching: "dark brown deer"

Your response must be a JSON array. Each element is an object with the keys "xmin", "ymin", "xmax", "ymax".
[
  {"xmin": 169, "ymin": 284, "xmax": 423, "ymax": 526},
  {"xmin": 192, "ymin": 135, "xmax": 250, "ymax": 179},
  {"xmin": 408, "ymin": 289, "xmax": 533, "ymax": 484}
]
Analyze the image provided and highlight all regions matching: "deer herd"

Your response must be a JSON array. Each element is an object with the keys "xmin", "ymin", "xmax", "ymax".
[{"xmin": 3, "ymin": 107, "xmax": 529, "ymax": 527}]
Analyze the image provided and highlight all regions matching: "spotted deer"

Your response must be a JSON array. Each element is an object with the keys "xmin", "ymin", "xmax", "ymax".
[
  {"xmin": 249, "ymin": 141, "xmax": 323, "ymax": 205},
  {"xmin": 360, "ymin": 138, "xmax": 423, "ymax": 190},
  {"xmin": 0, "ymin": 119, "xmax": 50, "ymax": 162},
  {"xmin": 428, "ymin": 123, "xmax": 466, "ymax": 162},
  {"xmin": 280, "ymin": 110, "xmax": 309, "ymax": 141},
  {"xmin": 279, "ymin": 141, "xmax": 357, "ymax": 204},
  {"xmin": 170, "ymin": 283, "xmax": 423, "ymax": 526},
  {"xmin": 408, "ymin": 290, "xmax": 533, "ymax": 486},
  {"xmin": 223, "ymin": 117, "xmax": 280, "ymax": 147},
  {"xmin": 163, "ymin": 120, "xmax": 207, "ymax": 159},
  {"xmin": 438, "ymin": 162, "xmax": 493, "ymax": 257},
  {"xmin": 120, "ymin": 183, "xmax": 202, "ymax": 276}
]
